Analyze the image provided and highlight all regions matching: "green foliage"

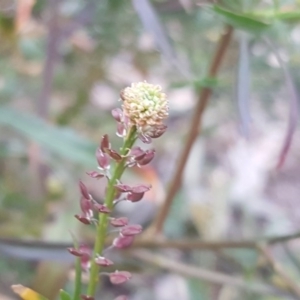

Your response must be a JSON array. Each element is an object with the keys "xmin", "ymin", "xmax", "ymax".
[
  {"xmin": 212, "ymin": 5, "xmax": 270, "ymax": 33},
  {"xmin": 0, "ymin": 107, "xmax": 97, "ymax": 167},
  {"xmin": 59, "ymin": 290, "xmax": 72, "ymax": 300}
]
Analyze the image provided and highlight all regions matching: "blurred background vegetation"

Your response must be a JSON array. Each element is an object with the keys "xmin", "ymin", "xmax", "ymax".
[{"xmin": 1, "ymin": 0, "xmax": 300, "ymax": 299}]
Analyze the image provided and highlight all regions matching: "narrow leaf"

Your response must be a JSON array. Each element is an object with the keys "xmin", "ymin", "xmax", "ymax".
[
  {"xmin": 59, "ymin": 289, "xmax": 72, "ymax": 300},
  {"xmin": 11, "ymin": 285, "xmax": 48, "ymax": 300},
  {"xmin": 0, "ymin": 107, "xmax": 96, "ymax": 167},
  {"xmin": 212, "ymin": 5, "xmax": 270, "ymax": 33},
  {"xmin": 236, "ymin": 33, "xmax": 251, "ymax": 138},
  {"xmin": 265, "ymin": 39, "xmax": 299, "ymax": 169},
  {"xmin": 131, "ymin": 0, "xmax": 189, "ymax": 78}
]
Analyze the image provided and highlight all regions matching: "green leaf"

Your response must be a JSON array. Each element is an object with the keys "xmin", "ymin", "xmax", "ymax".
[
  {"xmin": 249, "ymin": 10, "xmax": 300, "ymax": 23},
  {"xmin": 59, "ymin": 290, "xmax": 72, "ymax": 300},
  {"xmin": 212, "ymin": 5, "xmax": 270, "ymax": 33},
  {"xmin": 0, "ymin": 107, "xmax": 97, "ymax": 167}
]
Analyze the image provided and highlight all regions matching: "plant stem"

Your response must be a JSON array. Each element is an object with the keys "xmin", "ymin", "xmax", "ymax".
[
  {"xmin": 152, "ymin": 25, "xmax": 233, "ymax": 235},
  {"xmin": 86, "ymin": 126, "xmax": 137, "ymax": 296},
  {"xmin": 73, "ymin": 253, "xmax": 82, "ymax": 300}
]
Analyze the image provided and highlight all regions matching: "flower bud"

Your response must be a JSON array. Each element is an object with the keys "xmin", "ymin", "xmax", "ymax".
[
  {"xmin": 110, "ymin": 217, "xmax": 129, "ymax": 227},
  {"xmin": 105, "ymin": 148, "xmax": 122, "ymax": 161},
  {"xmin": 94, "ymin": 203, "xmax": 111, "ymax": 214},
  {"xmin": 100, "ymin": 134, "xmax": 110, "ymax": 152},
  {"xmin": 116, "ymin": 123, "xmax": 126, "ymax": 138},
  {"xmin": 109, "ymin": 271, "xmax": 131, "ymax": 285},
  {"xmin": 127, "ymin": 192, "xmax": 144, "ymax": 202},
  {"xmin": 86, "ymin": 171, "xmax": 104, "ymax": 179},
  {"xmin": 111, "ymin": 108, "xmax": 123, "ymax": 122},
  {"xmin": 96, "ymin": 149, "xmax": 110, "ymax": 170},
  {"xmin": 114, "ymin": 296, "xmax": 128, "ymax": 300},
  {"xmin": 113, "ymin": 235, "xmax": 134, "ymax": 249},
  {"xmin": 80, "ymin": 197, "xmax": 93, "ymax": 218},
  {"xmin": 79, "ymin": 181, "xmax": 90, "ymax": 200},
  {"xmin": 95, "ymin": 256, "xmax": 114, "ymax": 267},
  {"xmin": 75, "ymin": 214, "xmax": 91, "ymax": 225},
  {"xmin": 121, "ymin": 224, "xmax": 142, "ymax": 236},
  {"xmin": 137, "ymin": 149, "xmax": 155, "ymax": 166},
  {"xmin": 115, "ymin": 183, "xmax": 131, "ymax": 193},
  {"xmin": 130, "ymin": 147, "xmax": 146, "ymax": 160}
]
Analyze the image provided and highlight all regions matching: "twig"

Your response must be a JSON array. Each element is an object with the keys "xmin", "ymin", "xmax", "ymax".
[
  {"xmin": 152, "ymin": 25, "xmax": 233, "ymax": 234},
  {"xmin": 258, "ymin": 244, "xmax": 300, "ymax": 298},
  {"xmin": 130, "ymin": 249, "xmax": 290, "ymax": 297},
  {"xmin": 1, "ymin": 231, "xmax": 300, "ymax": 257}
]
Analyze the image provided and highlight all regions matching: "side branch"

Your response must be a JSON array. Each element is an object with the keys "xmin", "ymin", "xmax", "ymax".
[
  {"xmin": 152, "ymin": 25, "xmax": 234, "ymax": 234},
  {"xmin": 130, "ymin": 249, "xmax": 288, "ymax": 297}
]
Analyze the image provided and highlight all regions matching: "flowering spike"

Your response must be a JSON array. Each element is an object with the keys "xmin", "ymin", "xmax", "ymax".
[
  {"xmin": 96, "ymin": 149, "xmax": 110, "ymax": 170},
  {"xmin": 109, "ymin": 271, "xmax": 132, "ymax": 285},
  {"xmin": 79, "ymin": 181, "xmax": 90, "ymax": 200},
  {"xmin": 111, "ymin": 108, "xmax": 123, "ymax": 122},
  {"xmin": 121, "ymin": 82, "xmax": 168, "ymax": 130},
  {"xmin": 113, "ymin": 235, "xmax": 135, "ymax": 249},
  {"xmin": 86, "ymin": 171, "xmax": 104, "ymax": 179},
  {"xmin": 100, "ymin": 134, "xmax": 110, "ymax": 152},
  {"xmin": 95, "ymin": 256, "xmax": 114, "ymax": 267},
  {"xmin": 110, "ymin": 217, "xmax": 129, "ymax": 227},
  {"xmin": 75, "ymin": 214, "xmax": 92, "ymax": 225},
  {"xmin": 120, "ymin": 224, "xmax": 143, "ymax": 236}
]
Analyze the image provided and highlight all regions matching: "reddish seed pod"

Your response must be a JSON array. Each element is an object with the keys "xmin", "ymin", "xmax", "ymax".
[
  {"xmin": 127, "ymin": 192, "xmax": 144, "ymax": 202},
  {"xmin": 94, "ymin": 203, "xmax": 111, "ymax": 214},
  {"xmin": 115, "ymin": 183, "xmax": 132, "ymax": 193},
  {"xmin": 106, "ymin": 148, "xmax": 122, "ymax": 161},
  {"xmin": 111, "ymin": 108, "xmax": 123, "ymax": 122},
  {"xmin": 109, "ymin": 271, "xmax": 132, "ymax": 285},
  {"xmin": 130, "ymin": 147, "xmax": 146, "ymax": 160},
  {"xmin": 67, "ymin": 247, "xmax": 84, "ymax": 257},
  {"xmin": 100, "ymin": 134, "xmax": 110, "ymax": 152},
  {"xmin": 86, "ymin": 171, "xmax": 104, "ymax": 179},
  {"xmin": 96, "ymin": 149, "xmax": 110, "ymax": 169},
  {"xmin": 121, "ymin": 224, "xmax": 143, "ymax": 236},
  {"xmin": 116, "ymin": 123, "xmax": 126, "ymax": 137},
  {"xmin": 80, "ymin": 197, "xmax": 93, "ymax": 217},
  {"xmin": 113, "ymin": 235, "xmax": 135, "ymax": 249},
  {"xmin": 138, "ymin": 133, "xmax": 152, "ymax": 144},
  {"xmin": 75, "ymin": 214, "xmax": 91, "ymax": 225},
  {"xmin": 95, "ymin": 256, "xmax": 114, "ymax": 267},
  {"xmin": 131, "ymin": 184, "xmax": 151, "ymax": 193},
  {"xmin": 79, "ymin": 181, "xmax": 90, "ymax": 200},
  {"xmin": 110, "ymin": 217, "xmax": 129, "ymax": 227},
  {"xmin": 137, "ymin": 149, "xmax": 155, "ymax": 166}
]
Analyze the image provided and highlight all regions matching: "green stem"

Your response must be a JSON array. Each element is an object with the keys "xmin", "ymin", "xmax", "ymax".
[
  {"xmin": 86, "ymin": 126, "xmax": 137, "ymax": 296},
  {"xmin": 74, "ymin": 256, "xmax": 82, "ymax": 300}
]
